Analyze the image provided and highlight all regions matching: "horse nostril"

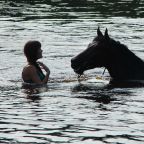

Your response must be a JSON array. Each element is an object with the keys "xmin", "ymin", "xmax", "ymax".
[
  {"xmin": 71, "ymin": 57, "xmax": 74, "ymax": 63},
  {"xmin": 71, "ymin": 57, "xmax": 76, "ymax": 68},
  {"xmin": 71, "ymin": 58, "xmax": 76, "ymax": 65}
]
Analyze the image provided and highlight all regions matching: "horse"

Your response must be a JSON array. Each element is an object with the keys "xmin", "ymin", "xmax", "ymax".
[{"xmin": 71, "ymin": 27, "xmax": 144, "ymax": 85}]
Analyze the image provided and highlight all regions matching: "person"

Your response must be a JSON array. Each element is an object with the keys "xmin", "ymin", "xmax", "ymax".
[{"xmin": 22, "ymin": 40, "xmax": 50, "ymax": 84}]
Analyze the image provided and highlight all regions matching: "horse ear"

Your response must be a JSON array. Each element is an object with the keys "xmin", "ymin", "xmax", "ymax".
[
  {"xmin": 97, "ymin": 27, "xmax": 103, "ymax": 37},
  {"xmin": 104, "ymin": 28, "xmax": 110, "ymax": 40}
]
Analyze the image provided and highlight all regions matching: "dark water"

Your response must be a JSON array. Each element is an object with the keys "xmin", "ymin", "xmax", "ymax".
[{"xmin": 0, "ymin": 0, "xmax": 144, "ymax": 143}]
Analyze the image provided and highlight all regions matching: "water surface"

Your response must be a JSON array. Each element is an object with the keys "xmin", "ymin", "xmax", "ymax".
[{"xmin": 0, "ymin": 0, "xmax": 144, "ymax": 143}]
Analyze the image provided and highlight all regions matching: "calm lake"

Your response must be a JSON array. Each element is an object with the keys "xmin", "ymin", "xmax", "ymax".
[{"xmin": 0, "ymin": 0, "xmax": 144, "ymax": 143}]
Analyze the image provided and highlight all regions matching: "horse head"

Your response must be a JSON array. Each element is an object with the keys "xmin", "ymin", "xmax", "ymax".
[
  {"xmin": 71, "ymin": 27, "xmax": 111, "ymax": 75},
  {"xmin": 71, "ymin": 27, "xmax": 144, "ymax": 82}
]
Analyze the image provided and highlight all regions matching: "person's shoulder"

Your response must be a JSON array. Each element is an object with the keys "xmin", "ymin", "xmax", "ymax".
[{"xmin": 23, "ymin": 64, "xmax": 36, "ymax": 72}]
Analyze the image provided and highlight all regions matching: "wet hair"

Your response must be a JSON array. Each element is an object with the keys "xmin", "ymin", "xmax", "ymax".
[
  {"xmin": 24, "ymin": 40, "xmax": 44, "ymax": 74},
  {"xmin": 24, "ymin": 40, "xmax": 41, "ymax": 63}
]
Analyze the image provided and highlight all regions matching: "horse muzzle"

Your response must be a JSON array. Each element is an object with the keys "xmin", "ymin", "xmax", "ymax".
[{"xmin": 71, "ymin": 58, "xmax": 85, "ymax": 74}]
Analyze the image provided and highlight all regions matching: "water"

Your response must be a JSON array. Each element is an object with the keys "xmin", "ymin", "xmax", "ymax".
[{"xmin": 0, "ymin": 0, "xmax": 144, "ymax": 143}]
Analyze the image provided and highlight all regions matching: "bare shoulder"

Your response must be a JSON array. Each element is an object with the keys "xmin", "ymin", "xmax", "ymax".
[
  {"xmin": 22, "ymin": 64, "xmax": 39, "ymax": 82},
  {"xmin": 23, "ymin": 65, "xmax": 36, "ymax": 73}
]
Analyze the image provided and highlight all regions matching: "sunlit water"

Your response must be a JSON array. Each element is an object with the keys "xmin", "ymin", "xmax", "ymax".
[{"xmin": 0, "ymin": 0, "xmax": 144, "ymax": 143}]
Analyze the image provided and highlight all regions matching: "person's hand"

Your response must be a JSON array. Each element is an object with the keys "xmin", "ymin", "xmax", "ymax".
[{"xmin": 37, "ymin": 61, "xmax": 50, "ymax": 75}]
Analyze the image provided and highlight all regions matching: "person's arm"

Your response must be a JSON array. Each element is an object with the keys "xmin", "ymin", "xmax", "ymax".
[
  {"xmin": 42, "ymin": 72, "xmax": 50, "ymax": 84},
  {"xmin": 29, "ymin": 65, "xmax": 50, "ymax": 84},
  {"xmin": 41, "ymin": 67, "xmax": 50, "ymax": 84},
  {"xmin": 37, "ymin": 62, "xmax": 50, "ymax": 74},
  {"xmin": 37, "ymin": 61, "xmax": 50, "ymax": 83}
]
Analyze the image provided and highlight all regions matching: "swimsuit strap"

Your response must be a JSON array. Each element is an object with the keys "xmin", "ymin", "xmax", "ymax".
[{"xmin": 37, "ymin": 70, "xmax": 45, "ymax": 81}]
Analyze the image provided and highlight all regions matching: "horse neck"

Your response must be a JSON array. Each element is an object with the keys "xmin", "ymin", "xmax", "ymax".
[{"xmin": 105, "ymin": 47, "xmax": 144, "ymax": 80}]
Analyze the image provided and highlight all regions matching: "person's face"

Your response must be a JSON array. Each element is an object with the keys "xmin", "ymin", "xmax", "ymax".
[{"xmin": 37, "ymin": 47, "xmax": 43, "ymax": 59}]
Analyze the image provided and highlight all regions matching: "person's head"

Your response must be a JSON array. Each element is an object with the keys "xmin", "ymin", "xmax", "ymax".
[{"xmin": 24, "ymin": 40, "xmax": 42, "ymax": 63}]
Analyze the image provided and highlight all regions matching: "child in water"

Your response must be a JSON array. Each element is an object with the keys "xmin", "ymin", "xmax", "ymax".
[{"xmin": 22, "ymin": 40, "xmax": 50, "ymax": 84}]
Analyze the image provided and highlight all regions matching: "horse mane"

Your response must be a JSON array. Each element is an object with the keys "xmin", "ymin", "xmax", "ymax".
[
  {"xmin": 110, "ymin": 39, "xmax": 131, "ymax": 55},
  {"xmin": 109, "ymin": 38, "xmax": 144, "ymax": 66}
]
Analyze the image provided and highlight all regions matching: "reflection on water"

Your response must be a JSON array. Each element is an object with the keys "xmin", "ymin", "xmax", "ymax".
[
  {"xmin": 21, "ymin": 83, "xmax": 49, "ymax": 101},
  {"xmin": 0, "ymin": 0, "xmax": 144, "ymax": 143}
]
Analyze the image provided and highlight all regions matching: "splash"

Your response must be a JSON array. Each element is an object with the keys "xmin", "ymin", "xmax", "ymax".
[{"xmin": 77, "ymin": 74, "xmax": 87, "ymax": 83}]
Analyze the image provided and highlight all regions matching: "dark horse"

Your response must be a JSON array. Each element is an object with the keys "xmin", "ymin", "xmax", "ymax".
[{"xmin": 71, "ymin": 28, "xmax": 144, "ymax": 85}]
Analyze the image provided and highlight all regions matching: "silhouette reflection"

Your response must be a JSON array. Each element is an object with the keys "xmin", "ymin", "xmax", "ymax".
[
  {"xmin": 71, "ymin": 80, "xmax": 131, "ymax": 104},
  {"xmin": 21, "ymin": 83, "xmax": 48, "ymax": 101}
]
